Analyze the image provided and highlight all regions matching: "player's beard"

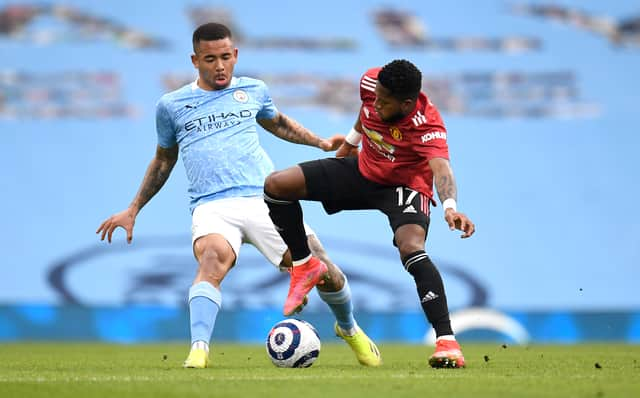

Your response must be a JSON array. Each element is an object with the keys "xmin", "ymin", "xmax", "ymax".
[
  {"xmin": 380, "ymin": 110, "xmax": 405, "ymax": 124},
  {"xmin": 204, "ymin": 72, "xmax": 230, "ymax": 90},
  {"xmin": 211, "ymin": 78, "xmax": 229, "ymax": 90}
]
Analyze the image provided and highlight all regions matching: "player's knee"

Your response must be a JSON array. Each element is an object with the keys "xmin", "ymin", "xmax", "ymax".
[
  {"xmin": 197, "ymin": 253, "xmax": 233, "ymax": 283},
  {"xmin": 394, "ymin": 225, "xmax": 426, "ymax": 259},
  {"xmin": 264, "ymin": 171, "xmax": 286, "ymax": 197},
  {"xmin": 196, "ymin": 246, "xmax": 220, "ymax": 264},
  {"xmin": 264, "ymin": 166, "xmax": 306, "ymax": 199},
  {"xmin": 397, "ymin": 242, "xmax": 424, "ymax": 259},
  {"xmin": 195, "ymin": 242, "xmax": 234, "ymax": 273}
]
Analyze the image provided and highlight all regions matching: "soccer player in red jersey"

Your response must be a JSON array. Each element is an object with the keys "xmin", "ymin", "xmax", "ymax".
[{"xmin": 264, "ymin": 59, "xmax": 475, "ymax": 368}]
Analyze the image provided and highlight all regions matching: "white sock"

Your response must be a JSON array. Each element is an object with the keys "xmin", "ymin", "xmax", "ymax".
[
  {"xmin": 436, "ymin": 335, "xmax": 456, "ymax": 342},
  {"xmin": 292, "ymin": 254, "xmax": 312, "ymax": 267},
  {"xmin": 191, "ymin": 340, "xmax": 209, "ymax": 352},
  {"xmin": 341, "ymin": 327, "xmax": 358, "ymax": 337},
  {"xmin": 338, "ymin": 323, "xmax": 358, "ymax": 337}
]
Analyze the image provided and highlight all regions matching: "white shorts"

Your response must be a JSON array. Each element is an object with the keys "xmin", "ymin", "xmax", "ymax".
[{"xmin": 191, "ymin": 196, "xmax": 314, "ymax": 267}]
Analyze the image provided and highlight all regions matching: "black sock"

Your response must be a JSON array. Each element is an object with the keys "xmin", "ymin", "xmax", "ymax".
[
  {"xmin": 402, "ymin": 250, "xmax": 453, "ymax": 337},
  {"xmin": 264, "ymin": 192, "xmax": 311, "ymax": 261}
]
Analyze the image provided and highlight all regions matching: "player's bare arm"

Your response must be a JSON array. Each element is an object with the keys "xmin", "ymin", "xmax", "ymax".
[
  {"xmin": 96, "ymin": 144, "xmax": 178, "ymax": 243},
  {"xmin": 428, "ymin": 157, "xmax": 475, "ymax": 239},
  {"xmin": 130, "ymin": 145, "xmax": 179, "ymax": 212},
  {"xmin": 258, "ymin": 112, "xmax": 343, "ymax": 151}
]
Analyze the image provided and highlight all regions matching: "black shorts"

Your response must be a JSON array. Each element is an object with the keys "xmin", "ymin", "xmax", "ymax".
[{"xmin": 299, "ymin": 157, "xmax": 431, "ymax": 234}]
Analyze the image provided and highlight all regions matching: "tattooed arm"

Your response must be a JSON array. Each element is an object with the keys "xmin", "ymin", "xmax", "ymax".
[
  {"xmin": 258, "ymin": 112, "xmax": 344, "ymax": 151},
  {"xmin": 129, "ymin": 145, "xmax": 179, "ymax": 213},
  {"xmin": 428, "ymin": 157, "xmax": 475, "ymax": 238},
  {"xmin": 429, "ymin": 157, "xmax": 457, "ymax": 204},
  {"xmin": 96, "ymin": 145, "xmax": 178, "ymax": 243}
]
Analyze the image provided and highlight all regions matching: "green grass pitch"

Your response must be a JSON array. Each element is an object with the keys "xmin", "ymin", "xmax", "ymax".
[{"xmin": 0, "ymin": 343, "xmax": 638, "ymax": 398}]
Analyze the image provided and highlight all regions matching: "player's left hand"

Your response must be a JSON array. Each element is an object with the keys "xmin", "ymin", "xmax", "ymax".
[
  {"xmin": 444, "ymin": 209, "xmax": 475, "ymax": 238},
  {"xmin": 336, "ymin": 142, "xmax": 359, "ymax": 158},
  {"xmin": 318, "ymin": 134, "xmax": 345, "ymax": 151}
]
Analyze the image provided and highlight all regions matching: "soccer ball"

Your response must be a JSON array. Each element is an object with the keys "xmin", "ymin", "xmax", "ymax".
[{"xmin": 266, "ymin": 318, "xmax": 321, "ymax": 368}]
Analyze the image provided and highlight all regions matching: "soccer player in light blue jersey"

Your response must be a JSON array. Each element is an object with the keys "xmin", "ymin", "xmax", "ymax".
[{"xmin": 96, "ymin": 23, "xmax": 381, "ymax": 369}]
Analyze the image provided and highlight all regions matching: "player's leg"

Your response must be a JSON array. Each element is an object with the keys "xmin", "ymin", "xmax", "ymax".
[
  {"xmin": 307, "ymin": 235, "xmax": 381, "ymax": 367},
  {"xmin": 395, "ymin": 224, "xmax": 464, "ymax": 368},
  {"xmin": 184, "ymin": 200, "xmax": 242, "ymax": 368},
  {"xmin": 263, "ymin": 162, "xmax": 328, "ymax": 316},
  {"xmin": 263, "ymin": 164, "xmax": 311, "ymax": 260},
  {"xmin": 246, "ymin": 205, "xmax": 334, "ymax": 316},
  {"xmin": 264, "ymin": 158, "xmax": 381, "ymax": 365},
  {"xmin": 383, "ymin": 188, "xmax": 465, "ymax": 368},
  {"xmin": 264, "ymin": 157, "xmax": 367, "ymax": 316}
]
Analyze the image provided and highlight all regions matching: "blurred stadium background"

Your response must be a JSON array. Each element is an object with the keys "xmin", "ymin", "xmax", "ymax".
[{"xmin": 1, "ymin": 0, "xmax": 639, "ymax": 345}]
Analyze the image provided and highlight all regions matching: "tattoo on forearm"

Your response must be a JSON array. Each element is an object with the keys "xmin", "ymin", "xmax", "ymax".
[
  {"xmin": 436, "ymin": 174, "xmax": 457, "ymax": 203},
  {"xmin": 132, "ymin": 158, "xmax": 174, "ymax": 210},
  {"xmin": 272, "ymin": 114, "xmax": 320, "ymax": 146}
]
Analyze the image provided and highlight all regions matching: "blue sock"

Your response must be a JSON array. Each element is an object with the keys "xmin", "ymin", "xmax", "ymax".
[
  {"xmin": 317, "ymin": 280, "xmax": 356, "ymax": 332},
  {"xmin": 188, "ymin": 281, "xmax": 222, "ymax": 346}
]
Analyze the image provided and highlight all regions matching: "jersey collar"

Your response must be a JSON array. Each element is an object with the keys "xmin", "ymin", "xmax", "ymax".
[
  {"xmin": 399, "ymin": 92, "xmax": 426, "ymax": 124},
  {"xmin": 191, "ymin": 77, "xmax": 238, "ymax": 92}
]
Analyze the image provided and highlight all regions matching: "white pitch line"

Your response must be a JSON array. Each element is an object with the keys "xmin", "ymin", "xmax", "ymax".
[{"xmin": 0, "ymin": 373, "xmax": 439, "ymax": 383}]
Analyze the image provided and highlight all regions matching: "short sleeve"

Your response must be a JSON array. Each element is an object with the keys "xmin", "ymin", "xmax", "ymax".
[
  {"xmin": 415, "ymin": 100, "xmax": 449, "ymax": 160},
  {"xmin": 359, "ymin": 67, "xmax": 380, "ymax": 103},
  {"xmin": 256, "ymin": 80, "xmax": 278, "ymax": 120},
  {"xmin": 417, "ymin": 130, "xmax": 450, "ymax": 161},
  {"xmin": 155, "ymin": 97, "xmax": 177, "ymax": 148}
]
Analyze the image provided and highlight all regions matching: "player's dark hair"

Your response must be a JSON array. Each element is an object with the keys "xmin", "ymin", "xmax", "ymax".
[
  {"xmin": 192, "ymin": 22, "xmax": 232, "ymax": 52},
  {"xmin": 378, "ymin": 59, "xmax": 422, "ymax": 101}
]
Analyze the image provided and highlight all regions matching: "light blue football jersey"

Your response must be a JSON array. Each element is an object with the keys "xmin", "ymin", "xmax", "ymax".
[{"xmin": 156, "ymin": 77, "xmax": 278, "ymax": 213}]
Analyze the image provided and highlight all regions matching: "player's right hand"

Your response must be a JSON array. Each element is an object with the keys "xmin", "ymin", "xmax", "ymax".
[
  {"xmin": 444, "ymin": 208, "xmax": 475, "ymax": 239},
  {"xmin": 335, "ymin": 142, "xmax": 359, "ymax": 158},
  {"xmin": 96, "ymin": 207, "xmax": 137, "ymax": 244}
]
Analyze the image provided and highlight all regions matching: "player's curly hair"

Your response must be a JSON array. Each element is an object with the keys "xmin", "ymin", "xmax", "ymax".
[
  {"xmin": 378, "ymin": 59, "xmax": 422, "ymax": 101},
  {"xmin": 192, "ymin": 23, "xmax": 232, "ymax": 52}
]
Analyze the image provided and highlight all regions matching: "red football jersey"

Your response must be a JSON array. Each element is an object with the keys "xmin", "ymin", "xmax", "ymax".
[{"xmin": 358, "ymin": 67, "xmax": 449, "ymax": 201}]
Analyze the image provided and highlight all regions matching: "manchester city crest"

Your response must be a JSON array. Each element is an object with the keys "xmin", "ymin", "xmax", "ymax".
[{"xmin": 233, "ymin": 89, "xmax": 249, "ymax": 103}]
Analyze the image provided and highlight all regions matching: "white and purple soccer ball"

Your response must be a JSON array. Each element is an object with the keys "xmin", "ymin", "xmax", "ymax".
[{"xmin": 266, "ymin": 319, "xmax": 321, "ymax": 368}]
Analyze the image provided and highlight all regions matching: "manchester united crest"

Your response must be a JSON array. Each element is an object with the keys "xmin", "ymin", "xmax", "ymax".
[{"xmin": 390, "ymin": 126, "xmax": 402, "ymax": 141}]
